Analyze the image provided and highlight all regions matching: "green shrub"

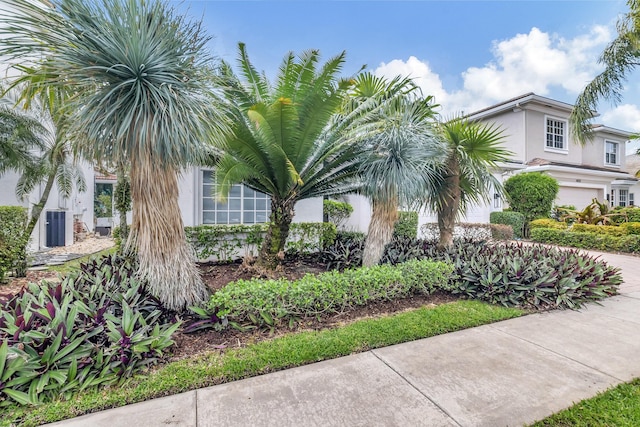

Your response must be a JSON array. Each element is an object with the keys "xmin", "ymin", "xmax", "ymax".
[
  {"xmin": 490, "ymin": 224, "xmax": 514, "ymax": 240},
  {"xmin": 286, "ymin": 222, "xmax": 336, "ymax": 254},
  {"xmin": 490, "ymin": 211, "xmax": 526, "ymax": 238},
  {"xmin": 0, "ymin": 253, "xmax": 179, "ymax": 407},
  {"xmin": 0, "ymin": 206, "xmax": 29, "ymax": 280},
  {"xmin": 504, "ymin": 172, "xmax": 559, "ymax": 223},
  {"xmin": 321, "ymin": 232, "xmax": 366, "ymax": 270},
  {"xmin": 322, "ymin": 200, "xmax": 353, "ymax": 228},
  {"xmin": 620, "ymin": 222, "xmax": 640, "ymax": 235},
  {"xmin": 531, "ymin": 228, "xmax": 640, "ymax": 253},
  {"xmin": 572, "ymin": 223, "xmax": 626, "ymax": 237},
  {"xmin": 207, "ymin": 259, "xmax": 454, "ymax": 328},
  {"xmin": 393, "ymin": 211, "xmax": 419, "ymax": 239},
  {"xmin": 423, "ymin": 240, "xmax": 621, "ymax": 309},
  {"xmin": 185, "ymin": 222, "xmax": 335, "ymax": 262},
  {"xmin": 529, "ymin": 218, "xmax": 567, "ymax": 230},
  {"xmin": 610, "ymin": 206, "xmax": 640, "ymax": 224},
  {"xmin": 420, "ymin": 223, "xmax": 492, "ymax": 241}
]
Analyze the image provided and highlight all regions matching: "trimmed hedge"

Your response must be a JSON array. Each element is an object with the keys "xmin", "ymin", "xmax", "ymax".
[
  {"xmin": 490, "ymin": 224, "xmax": 514, "ymax": 240},
  {"xmin": 185, "ymin": 222, "xmax": 337, "ymax": 262},
  {"xmin": 393, "ymin": 211, "xmax": 419, "ymax": 239},
  {"xmin": 0, "ymin": 206, "xmax": 29, "ymax": 281},
  {"xmin": 530, "ymin": 227, "xmax": 640, "ymax": 253},
  {"xmin": 323, "ymin": 200, "xmax": 353, "ymax": 228},
  {"xmin": 490, "ymin": 211, "xmax": 525, "ymax": 238},
  {"xmin": 529, "ymin": 218, "xmax": 567, "ymax": 230},
  {"xmin": 208, "ymin": 259, "xmax": 454, "ymax": 328},
  {"xmin": 572, "ymin": 224, "xmax": 626, "ymax": 237},
  {"xmin": 420, "ymin": 223, "xmax": 492, "ymax": 241}
]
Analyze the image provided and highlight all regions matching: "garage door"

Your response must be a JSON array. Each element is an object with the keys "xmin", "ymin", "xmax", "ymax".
[{"xmin": 556, "ymin": 187, "xmax": 600, "ymax": 210}]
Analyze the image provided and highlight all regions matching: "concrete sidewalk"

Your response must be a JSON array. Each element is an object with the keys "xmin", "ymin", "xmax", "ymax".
[{"xmin": 49, "ymin": 250, "xmax": 640, "ymax": 427}]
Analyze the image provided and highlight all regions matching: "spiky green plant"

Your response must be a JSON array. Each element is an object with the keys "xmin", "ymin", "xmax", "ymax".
[
  {"xmin": 428, "ymin": 118, "xmax": 510, "ymax": 249},
  {"xmin": 570, "ymin": 0, "xmax": 640, "ymax": 143},
  {"xmin": 0, "ymin": 0, "xmax": 227, "ymax": 310},
  {"xmin": 214, "ymin": 44, "xmax": 364, "ymax": 269}
]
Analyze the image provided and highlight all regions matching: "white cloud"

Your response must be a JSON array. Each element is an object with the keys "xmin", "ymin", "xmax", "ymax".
[
  {"xmin": 601, "ymin": 104, "xmax": 640, "ymax": 133},
  {"xmin": 375, "ymin": 25, "xmax": 612, "ymax": 116}
]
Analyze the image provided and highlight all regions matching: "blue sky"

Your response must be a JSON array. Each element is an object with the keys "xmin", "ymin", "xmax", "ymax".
[{"xmin": 181, "ymin": 1, "xmax": 638, "ymax": 133}]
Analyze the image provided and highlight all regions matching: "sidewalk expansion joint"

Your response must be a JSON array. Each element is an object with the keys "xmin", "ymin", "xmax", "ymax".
[
  {"xmin": 487, "ymin": 324, "xmax": 624, "ymax": 382},
  {"xmin": 195, "ymin": 389, "xmax": 199, "ymax": 427},
  {"xmin": 369, "ymin": 350, "xmax": 464, "ymax": 427}
]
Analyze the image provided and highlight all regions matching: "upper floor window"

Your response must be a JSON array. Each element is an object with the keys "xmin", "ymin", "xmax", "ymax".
[
  {"xmin": 545, "ymin": 117, "xmax": 567, "ymax": 151},
  {"xmin": 202, "ymin": 170, "xmax": 271, "ymax": 225},
  {"xmin": 605, "ymin": 140, "xmax": 619, "ymax": 166}
]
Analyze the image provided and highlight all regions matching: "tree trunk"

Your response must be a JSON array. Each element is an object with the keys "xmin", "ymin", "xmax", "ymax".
[
  {"xmin": 257, "ymin": 198, "xmax": 295, "ymax": 270},
  {"xmin": 126, "ymin": 159, "xmax": 207, "ymax": 311},
  {"xmin": 16, "ymin": 170, "xmax": 57, "ymax": 276},
  {"xmin": 437, "ymin": 155, "xmax": 461, "ymax": 251},
  {"xmin": 362, "ymin": 200, "xmax": 397, "ymax": 267},
  {"xmin": 115, "ymin": 167, "xmax": 130, "ymax": 243}
]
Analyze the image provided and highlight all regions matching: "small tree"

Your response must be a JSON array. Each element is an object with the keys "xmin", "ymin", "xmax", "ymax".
[{"xmin": 504, "ymin": 172, "xmax": 559, "ymax": 234}]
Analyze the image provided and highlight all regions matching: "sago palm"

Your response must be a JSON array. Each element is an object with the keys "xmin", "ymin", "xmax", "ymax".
[
  {"xmin": 0, "ymin": 0, "xmax": 227, "ymax": 310},
  {"xmin": 429, "ymin": 118, "xmax": 510, "ymax": 249},
  {"xmin": 215, "ymin": 44, "xmax": 363, "ymax": 269},
  {"xmin": 571, "ymin": 0, "xmax": 640, "ymax": 142},
  {"xmin": 351, "ymin": 75, "xmax": 443, "ymax": 267}
]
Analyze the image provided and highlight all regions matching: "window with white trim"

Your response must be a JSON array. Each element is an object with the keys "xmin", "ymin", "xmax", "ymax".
[
  {"xmin": 201, "ymin": 170, "xmax": 271, "ymax": 225},
  {"xmin": 605, "ymin": 140, "xmax": 619, "ymax": 166},
  {"xmin": 545, "ymin": 117, "xmax": 567, "ymax": 151},
  {"xmin": 619, "ymin": 189, "xmax": 628, "ymax": 207},
  {"xmin": 630, "ymin": 193, "xmax": 635, "ymax": 206}
]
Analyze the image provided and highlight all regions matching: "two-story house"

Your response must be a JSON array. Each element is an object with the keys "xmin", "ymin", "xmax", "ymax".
[{"xmin": 468, "ymin": 93, "xmax": 636, "ymax": 210}]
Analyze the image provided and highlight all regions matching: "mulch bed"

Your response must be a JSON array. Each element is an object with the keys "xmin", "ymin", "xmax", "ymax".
[{"xmin": 1, "ymin": 258, "xmax": 457, "ymax": 362}]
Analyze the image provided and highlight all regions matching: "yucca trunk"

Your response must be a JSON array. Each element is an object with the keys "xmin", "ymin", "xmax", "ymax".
[
  {"xmin": 437, "ymin": 155, "xmax": 461, "ymax": 250},
  {"xmin": 125, "ymin": 158, "xmax": 207, "ymax": 311},
  {"xmin": 257, "ymin": 198, "xmax": 296, "ymax": 270},
  {"xmin": 363, "ymin": 200, "xmax": 398, "ymax": 267}
]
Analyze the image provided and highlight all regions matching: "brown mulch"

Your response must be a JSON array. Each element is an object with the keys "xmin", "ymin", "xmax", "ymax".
[{"xmin": 1, "ymin": 258, "xmax": 457, "ymax": 362}]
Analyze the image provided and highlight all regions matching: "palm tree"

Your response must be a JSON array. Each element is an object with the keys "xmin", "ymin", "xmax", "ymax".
[
  {"xmin": 352, "ymin": 75, "xmax": 443, "ymax": 267},
  {"xmin": 429, "ymin": 118, "xmax": 510, "ymax": 250},
  {"xmin": 215, "ymin": 44, "xmax": 365, "ymax": 269},
  {"xmin": 571, "ymin": 0, "xmax": 640, "ymax": 142},
  {"xmin": 0, "ymin": 91, "xmax": 85, "ymax": 276},
  {"xmin": 0, "ymin": 0, "xmax": 227, "ymax": 310}
]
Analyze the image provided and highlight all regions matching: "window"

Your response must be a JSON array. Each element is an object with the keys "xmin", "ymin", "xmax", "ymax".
[
  {"xmin": 605, "ymin": 140, "xmax": 619, "ymax": 165},
  {"xmin": 545, "ymin": 117, "xmax": 567, "ymax": 151},
  {"xmin": 610, "ymin": 190, "xmax": 616, "ymax": 207},
  {"xmin": 201, "ymin": 170, "xmax": 271, "ymax": 225},
  {"xmin": 619, "ymin": 189, "xmax": 628, "ymax": 207},
  {"xmin": 631, "ymin": 193, "xmax": 635, "ymax": 207}
]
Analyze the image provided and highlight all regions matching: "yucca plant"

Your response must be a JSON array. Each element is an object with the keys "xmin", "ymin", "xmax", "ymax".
[{"xmin": 0, "ymin": 0, "xmax": 227, "ymax": 310}]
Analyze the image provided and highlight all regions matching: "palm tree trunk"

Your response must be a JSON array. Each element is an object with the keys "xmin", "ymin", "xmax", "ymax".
[
  {"xmin": 126, "ymin": 159, "xmax": 207, "ymax": 311},
  {"xmin": 257, "ymin": 198, "xmax": 295, "ymax": 270},
  {"xmin": 15, "ymin": 170, "xmax": 57, "ymax": 276},
  {"xmin": 115, "ymin": 166, "xmax": 130, "ymax": 243},
  {"xmin": 437, "ymin": 155, "xmax": 461, "ymax": 251},
  {"xmin": 362, "ymin": 200, "xmax": 398, "ymax": 267}
]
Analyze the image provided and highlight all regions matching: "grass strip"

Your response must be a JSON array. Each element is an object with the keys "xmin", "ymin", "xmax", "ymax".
[
  {"xmin": 531, "ymin": 378, "xmax": 640, "ymax": 427},
  {"xmin": 47, "ymin": 247, "xmax": 117, "ymax": 274},
  {"xmin": 1, "ymin": 300, "xmax": 522, "ymax": 426}
]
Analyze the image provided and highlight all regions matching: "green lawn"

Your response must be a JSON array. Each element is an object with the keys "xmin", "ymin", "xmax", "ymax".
[
  {"xmin": 46, "ymin": 247, "xmax": 117, "ymax": 274},
  {"xmin": 532, "ymin": 378, "xmax": 640, "ymax": 426},
  {"xmin": 0, "ymin": 300, "xmax": 522, "ymax": 427}
]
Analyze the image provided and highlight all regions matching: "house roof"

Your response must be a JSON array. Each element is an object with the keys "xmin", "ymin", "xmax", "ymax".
[
  {"xmin": 465, "ymin": 93, "xmax": 592, "ymax": 121},
  {"xmin": 526, "ymin": 157, "xmax": 636, "ymax": 177}
]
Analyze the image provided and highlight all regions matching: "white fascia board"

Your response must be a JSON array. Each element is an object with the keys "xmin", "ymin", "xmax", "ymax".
[{"xmin": 523, "ymin": 164, "xmax": 634, "ymax": 179}]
